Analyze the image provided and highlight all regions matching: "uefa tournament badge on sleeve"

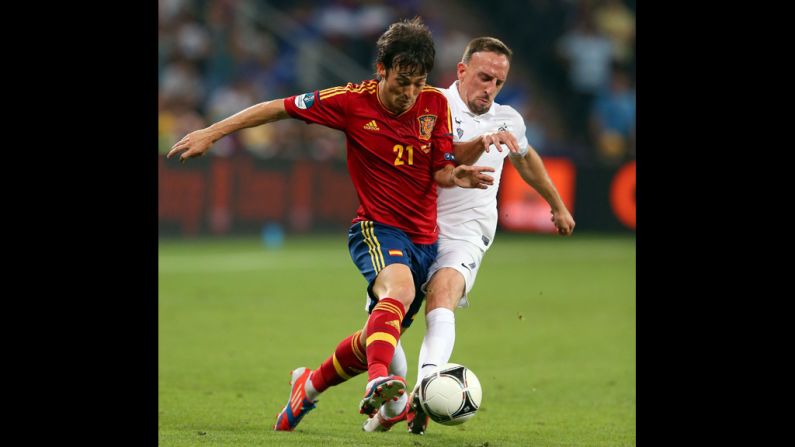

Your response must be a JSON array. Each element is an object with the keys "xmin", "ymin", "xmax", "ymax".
[{"xmin": 294, "ymin": 92, "xmax": 315, "ymax": 110}]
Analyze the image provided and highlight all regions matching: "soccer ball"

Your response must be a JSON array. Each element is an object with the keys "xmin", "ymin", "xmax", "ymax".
[{"xmin": 417, "ymin": 363, "xmax": 482, "ymax": 425}]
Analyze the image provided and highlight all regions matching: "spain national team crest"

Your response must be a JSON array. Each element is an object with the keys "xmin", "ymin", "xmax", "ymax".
[{"xmin": 417, "ymin": 114, "xmax": 437, "ymax": 141}]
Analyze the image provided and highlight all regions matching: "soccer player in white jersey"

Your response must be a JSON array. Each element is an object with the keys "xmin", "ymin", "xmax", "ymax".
[{"xmin": 362, "ymin": 37, "xmax": 576, "ymax": 434}]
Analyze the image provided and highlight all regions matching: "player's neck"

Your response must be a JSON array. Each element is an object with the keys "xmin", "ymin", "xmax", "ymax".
[{"xmin": 377, "ymin": 80, "xmax": 404, "ymax": 116}]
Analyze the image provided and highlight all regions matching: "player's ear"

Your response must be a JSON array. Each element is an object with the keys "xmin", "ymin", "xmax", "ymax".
[
  {"xmin": 456, "ymin": 62, "xmax": 467, "ymax": 80},
  {"xmin": 376, "ymin": 63, "xmax": 386, "ymax": 80}
]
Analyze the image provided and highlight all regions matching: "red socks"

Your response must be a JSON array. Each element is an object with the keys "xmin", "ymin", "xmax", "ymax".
[
  {"xmin": 311, "ymin": 330, "xmax": 367, "ymax": 393},
  {"xmin": 364, "ymin": 297, "xmax": 405, "ymax": 380},
  {"xmin": 309, "ymin": 297, "xmax": 406, "ymax": 391}
]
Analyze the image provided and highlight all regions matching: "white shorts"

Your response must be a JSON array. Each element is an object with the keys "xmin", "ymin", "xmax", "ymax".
[{"xmin": 421, "ymin": 238, "xmax": 485, "ymax": 309}]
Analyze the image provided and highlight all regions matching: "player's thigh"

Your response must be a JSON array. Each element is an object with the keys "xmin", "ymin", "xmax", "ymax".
[
  {"xmin": 348, "ymin": 221, "xmax": 429, "ymax": 310},
  {"xmin": 423, "ymin": 239, "xmax": 484, "ymax": 310}
]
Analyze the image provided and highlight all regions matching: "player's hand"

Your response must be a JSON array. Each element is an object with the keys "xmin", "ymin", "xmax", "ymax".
[
  {"xmin": 551, "ymin": 208, "xmax": 575, "ymax": 236},
  {"xmin": 479, "ymin": 130, "xmax": 520, "ymax": 154},
  {"xmin": 453, "ymin": 165, "xmax": 495, "ymax": 189},
  {"xmin": 167, "ymin": 128, "xmax": 217, "ymax": 162}
]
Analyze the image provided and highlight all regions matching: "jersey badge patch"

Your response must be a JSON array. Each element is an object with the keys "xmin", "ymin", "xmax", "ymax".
[
  {"xmin": 455, "ymin": 117, "xmax": 464, "ymax": 139},
  {"xmin": 388, "ymin": 249, "xmax": 403, "ymax": 257},
  {"xmin": 294, "ymin": 92, "xmax": 315, "ymax": 110},
  {"xmin": 417, "ymin": 114, "xmax": 437, "ymax": 141}
]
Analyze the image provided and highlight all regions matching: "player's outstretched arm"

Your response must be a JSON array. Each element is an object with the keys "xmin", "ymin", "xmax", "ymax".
[
  {"xmin": 167, "ymin": 99, "xmax": 290, "ymax": 162},
  {"xmin": 453, "ymin": 131, "xmax": 521, "ymax": 165},
  {"xmin": 509, "ymin": 146, "xmax": 575, "ymax": 236},
  {"xmin": 434, "ymin": 164, "xmax": 495, "ymax": 189}
]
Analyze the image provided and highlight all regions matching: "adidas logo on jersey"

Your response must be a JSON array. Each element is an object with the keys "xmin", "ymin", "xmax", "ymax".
[{"xmin": 363, "ymin": 120, "xmax": 380, "ymax": 131}]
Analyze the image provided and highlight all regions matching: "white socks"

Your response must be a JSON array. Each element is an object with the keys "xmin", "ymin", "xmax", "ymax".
[
  {"xmin": 389, "ymin": 339, "xmax": 408, "ymax": 378},
  {"xmin": 417, "ymin": 307, "xmax": 456, "ymax": 385},
  {"xmin": 382, "ymin": 340, "xmax": 408, "ymax": 418}
]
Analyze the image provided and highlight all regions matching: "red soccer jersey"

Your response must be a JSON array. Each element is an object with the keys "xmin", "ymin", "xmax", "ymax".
[{"xmin": 284, "ymin": 80, "xmax": 454, "ymax": 244}]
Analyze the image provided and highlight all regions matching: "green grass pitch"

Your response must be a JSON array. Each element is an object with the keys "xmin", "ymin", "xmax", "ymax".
[{"xmin": 159, "ymin": 233, "xmax": 635, "ymax": 446}]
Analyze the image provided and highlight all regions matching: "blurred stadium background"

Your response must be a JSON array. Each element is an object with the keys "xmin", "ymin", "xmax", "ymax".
[{"xmin": 158, "ymin": 0, "xmax": 636, "ymax": 238}]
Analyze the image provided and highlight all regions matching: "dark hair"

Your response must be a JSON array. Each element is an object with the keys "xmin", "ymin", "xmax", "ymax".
[
  {"xmin": 461, "ymin": 37, "xmax": 513, "ymax": 63},
  {"xmin": 375, "ymin": 17, "xmax": 435, "ymax": 76}
]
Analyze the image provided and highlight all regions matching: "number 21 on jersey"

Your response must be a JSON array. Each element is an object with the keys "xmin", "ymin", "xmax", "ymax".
[{"xmin": 393, "ymin": 144, "xmax": 414, "ymax": 166}]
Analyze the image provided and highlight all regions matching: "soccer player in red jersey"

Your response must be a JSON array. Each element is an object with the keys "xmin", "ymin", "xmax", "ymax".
[{"xmin": 167, "ymin": 17, "xmax": 495, "ymax": 431}]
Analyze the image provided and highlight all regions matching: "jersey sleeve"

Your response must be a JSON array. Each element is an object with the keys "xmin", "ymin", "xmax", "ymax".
[
  {"xmin": 507, "ymin": 106, "xmax": 530, "ymax": 157},
  {"xmin": 283, "ymin": 86, "xmax": 348, "ymax": 130},
  {"xmin": 431, "ymin": 94, "xmax": 455, "ymax": 170}
]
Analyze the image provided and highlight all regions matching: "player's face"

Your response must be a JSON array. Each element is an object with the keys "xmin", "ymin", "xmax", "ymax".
[
  {"xmin": 377, "ymin": 64, "xmax": 428, "ymax": 115},
  {"xmin": 456, "ymin": 51, "xmax": 510, "ymax": 115}
]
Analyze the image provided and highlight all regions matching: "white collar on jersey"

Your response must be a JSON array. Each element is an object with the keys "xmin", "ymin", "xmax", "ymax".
[{"xmin": 449, "ymin": 80, "xmax": 497, "ymax": 117}]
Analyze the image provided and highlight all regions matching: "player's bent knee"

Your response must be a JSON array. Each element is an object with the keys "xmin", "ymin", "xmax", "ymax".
[
  {"xmin": 390, "ymin": 291, "xmax": 415, "ymax": 310},
  {"xmin": 379, "ymin": 282, "xmax": 415, "ymax": 308},
  {"xmin": 425, "ymin": 268, "xmax": 465, "ymax": 312},
  {"xmin": 372, "ymin": 264, "xmax": 416, "ymax": 308},
  {"xmin": 374, "ymin": 288, "xmax": 415, "ymax": 310}
]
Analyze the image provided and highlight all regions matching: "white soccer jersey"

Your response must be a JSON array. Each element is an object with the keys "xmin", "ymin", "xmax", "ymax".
[{"xmin": 438, "ymin": 81, "xmax": 529, "ymax": 251}]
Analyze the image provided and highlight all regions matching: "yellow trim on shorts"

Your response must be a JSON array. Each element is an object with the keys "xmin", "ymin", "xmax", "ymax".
[
  {"xmin": 360, "ymin": 221, "xmax": 385, "ymax": 273},
  {"xmin": 366, "ymin": 222, "xmax": 386, "ymax": 271}
]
